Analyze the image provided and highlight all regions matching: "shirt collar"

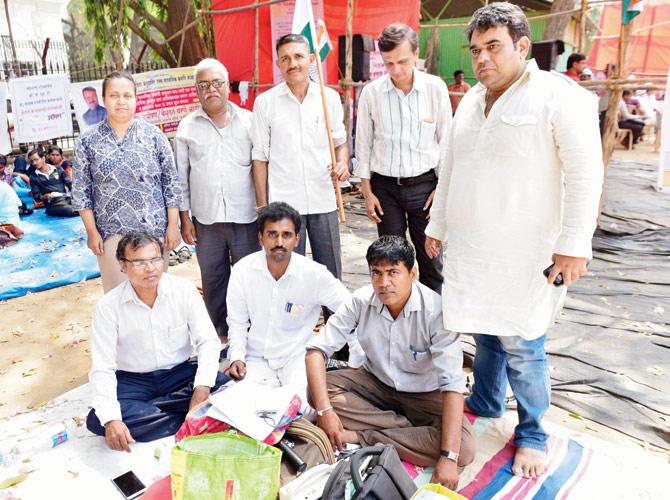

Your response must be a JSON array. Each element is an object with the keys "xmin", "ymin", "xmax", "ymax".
[
  {"xmin": 473, "ymin": 58, "xmax": 539, "ymax": 98},
  {"xmin": 194, "ymin": 101, "xmax": 239, "ymax": 122},
  {"xmin": 382, "ymin": 68, "xmax": 427, "ymax": 94},
  {"xmin": 278, "ymin": 81, "xmax": 318, "ymax": 99},
  {"xmin": 35, "ymin": 164, "xmax": 55, "ymax": 177},
  {"xmin": 371, "ymin": 282, "xmax": 423, "ymax": 319},
  {"xmin": 252, "ymin": 250, "xmax": 299, "ymax": 279},
  {"xmin": 120, "ymin": 274, "xmax": 171, "ymax": 305}
]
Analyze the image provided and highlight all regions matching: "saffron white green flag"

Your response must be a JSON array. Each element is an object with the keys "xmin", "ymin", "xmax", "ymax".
[
  {"xmin": 622, "ymin": 0, "xmax": 644, "ymax": 25},
  {"xmin": 291, "ymin": 0, "xmax": 331, "ymax": 60}
]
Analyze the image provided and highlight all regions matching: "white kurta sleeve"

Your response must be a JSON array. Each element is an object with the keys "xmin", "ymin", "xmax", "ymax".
[
  {"xmin": 551, "ymin": 86, "xmax": 604, "ymax": 258},
  {"xmin": 226, "ymin": 263, "xmax": 250, "ymax": 364},
  {"xmin": 354, "ymin": 86, "xmax": 374, "ymax": 179},
  {"xmin": 251, "ymin": 95, "xmax": 271, "ymax": 162},
  {"xmin": 185, "ymin": 284, "xmax": 221, "ymax": 388},
  {"xmin": 89, "ymin": 301, "xmax": 121, "ymax": 426},
  {"xmin": 425, "ymin": 130, "xmax": 454, "ymax": 242}
]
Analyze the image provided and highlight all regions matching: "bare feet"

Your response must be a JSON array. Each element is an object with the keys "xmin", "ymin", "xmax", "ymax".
[
  {"xmin": 512, "ymin": 447, "xmax": 547, "ymax": 478},
  {"xmin": 339, "ymin": 430, "xmax": 360, "ymax": 444}
]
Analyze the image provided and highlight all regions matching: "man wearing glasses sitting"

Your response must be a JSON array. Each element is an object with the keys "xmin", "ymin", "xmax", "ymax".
[
  {"xmin": 175, "ymin": 58, "xmax": 260, "ymax": 343},
  {"xmin": 86, "ymin": 231, "xmax": 229, "ymax": 451}
]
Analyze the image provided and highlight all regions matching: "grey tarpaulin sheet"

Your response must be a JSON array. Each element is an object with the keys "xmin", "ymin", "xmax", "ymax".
[
  {"xmin": 341, "ymin": 159, "xmax": 669, "ymax": 449},
  {"xmin": 461, "ymin": 159, "xmax": 670, "ymax": 449}
]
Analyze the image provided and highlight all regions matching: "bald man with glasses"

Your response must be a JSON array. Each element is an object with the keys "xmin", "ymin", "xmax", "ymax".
[{"xmin": 86, "ymin": 231, "xmax": 229, "ymax": 451}]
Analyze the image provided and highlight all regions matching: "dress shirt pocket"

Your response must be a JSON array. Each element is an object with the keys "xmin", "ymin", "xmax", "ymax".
[
  {"xmin": 401, "ymin": 343, "xmax": 433, "ymax": 374},
  {"xmin": 417, "ymin": 120, "xmax": 437, "ymax": 150},
  {"xmin": 493, "ymin": 114, "xmax": 538, "ymax": 158},
  {"xmin": 280, "ymin": 302, "xmax": 307, "ymax": 331},
  {"xmin": 166, "ymin": 322, "xmax": 189, "ymax": 353}
]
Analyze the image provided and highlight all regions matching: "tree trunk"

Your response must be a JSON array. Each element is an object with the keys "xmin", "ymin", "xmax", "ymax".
[
  {"xmin": 165, "ymin": 0, "xmax": 209, "ymax": 66},
  {"xmin": 543, "ymin": 0, "xmax": 575, "ymax": 41}
]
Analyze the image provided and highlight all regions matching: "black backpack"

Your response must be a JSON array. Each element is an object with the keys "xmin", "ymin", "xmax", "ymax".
[{"xmin": 320, "ymin": 445, "xmax": 418, "ymax": 500}]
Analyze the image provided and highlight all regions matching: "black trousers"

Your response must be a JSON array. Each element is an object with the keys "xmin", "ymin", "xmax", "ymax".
[
  {"xmin": 370, "ymin": 174, "xmax": 443, "ymax": 293},
  {"xmin": 618, "ymin": 119, "xmax": 645, "ymax": 145},
  {"xmin": 45, "ymin": 197, "xmax": 77, "ymax": 217}
]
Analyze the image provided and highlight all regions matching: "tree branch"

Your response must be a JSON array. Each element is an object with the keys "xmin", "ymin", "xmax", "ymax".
[
  {"xmin": 127, "ymin": 17, "xmax": 176, "ymax": 66},
  {"xmin": 127, "ymin": 0, "xmax": 169, "ymax": 37}
]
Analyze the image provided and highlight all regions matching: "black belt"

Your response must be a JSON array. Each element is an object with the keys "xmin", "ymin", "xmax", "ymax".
[{"xmin": 372, "ymin": 170, "xmax": 436, "ymax": 186}]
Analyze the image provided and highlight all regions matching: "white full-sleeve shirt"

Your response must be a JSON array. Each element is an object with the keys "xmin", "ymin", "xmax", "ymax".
[
  {"xmin": 354, "ymin": 69, "xmax": 452, "ymax": 179},
  {"xmin": 251, "ymin": 82, "xmax": 346, "ymax": 215},
  {"xmin": 175, "ymin": 103, "xmax": 257, "ymax": 225},
  {"xmin": 89, "ymin": 274, "xmax": 221, "ymax": 425},
  {"xmin": 425, "ymin": 60, "xmax": 603, "ymax": 339},
  {"xmin": 226, "ymin": 251, "xmax": 350, "ymax": 367}
]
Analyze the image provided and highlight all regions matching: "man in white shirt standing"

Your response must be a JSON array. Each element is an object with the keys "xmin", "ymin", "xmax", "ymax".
[
  {"xmin": 86, "ymin": 231, "xmax": 227, "ymax": 451},
  {"xmin": 226, "ymin": 202, "xmax": 351, "ymax": 416},
  {"xmin": 425, "ymin": 2, "xmax": 603, "ymax": 478},
  {"xmin": 176, "ymin": 59, "xmax": 260, "ymax": 341},
  {"xmin": 356, "ymin": 24, "xmax": 452, "ymax": 293},
  {"xmin": 252, "ymin": 34, "xmax": 349, "ymax": 281}
]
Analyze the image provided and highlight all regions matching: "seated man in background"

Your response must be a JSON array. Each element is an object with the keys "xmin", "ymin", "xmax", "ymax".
[
  {"xmin": 0, "ymin": 154, "xmax": 33, "ymax": 214},
  {"xmin": 0, "ymin": 180, "xmax": 25, "ymax": 246},
  {"xmin": 306, "ymin": 236, "xmax": 475, "ymax": 490},
  {"xmin": 226, "ymin": 202, "xmax": 357, "ymax": 417},
  {"xmin": 87, "ymin": 231, "xmax": 228, "ymax": 451},
  {"xmin": 47, "ymin": 145, "xmax": 74, "ymax": 179},
  {"xmin": 28, "ymin": 149, "xmax": 77, "ymax": 217}
]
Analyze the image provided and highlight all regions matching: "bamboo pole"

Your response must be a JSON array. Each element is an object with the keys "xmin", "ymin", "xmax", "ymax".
[
  {"xmin": 314, "ymin": 50, "xmax": 346, "ymax": 223},
  {"xmin": 343, "ymin": 0, "xmax": 353, "ymax": 144},
  {"xmin": 579, "ymin": 0, "xmax": 588, "ymax": 53},
  {"xmin": 3, "ymin": 0, "xmax": 21, "ymax": 77}
]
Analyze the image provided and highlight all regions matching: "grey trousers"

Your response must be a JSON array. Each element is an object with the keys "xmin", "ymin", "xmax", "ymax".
[
  {"xmin": 296, "ymin": 210, "xmax": 342, "ymax": 280},
  {"xmin": 193, "ymin": 218, "xmax": 260, "ymax": 338}
]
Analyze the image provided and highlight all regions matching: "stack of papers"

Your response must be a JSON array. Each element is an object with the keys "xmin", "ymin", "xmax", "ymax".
[{"xmin": 206, "ymin": 379, "xmax": 297, "ymax": 441}]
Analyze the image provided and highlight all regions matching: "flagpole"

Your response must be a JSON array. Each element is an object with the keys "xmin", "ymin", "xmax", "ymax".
[{"xmin": 314, "ymin": 49, "xmax": 346, "ymax": 223}]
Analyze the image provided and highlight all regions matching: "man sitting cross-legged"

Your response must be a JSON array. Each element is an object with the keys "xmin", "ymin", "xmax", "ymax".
[
  {"xmin": 226, "ymin": 201, "xmax": 359, "ymax": 417},
  {"xmin": 86, "ymin": 231, "xmax": 229, "ymax": 451},
  {"xmin": 306, "ymin": 236, "xmax": 476, "ymax": 490}
]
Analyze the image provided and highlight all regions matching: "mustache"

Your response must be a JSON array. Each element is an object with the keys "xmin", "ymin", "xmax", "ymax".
[{"xmin": 271, "ymin": 246, "xmax": 286, "ymax": 251}]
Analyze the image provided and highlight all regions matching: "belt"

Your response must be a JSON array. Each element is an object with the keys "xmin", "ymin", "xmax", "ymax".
[{"xmin": 372, "ymin": 170, "xmax": 436, "ymax": 186}]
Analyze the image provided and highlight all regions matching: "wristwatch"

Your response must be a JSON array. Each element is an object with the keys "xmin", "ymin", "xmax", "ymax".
[{"xmin": 440, "ymin": 450, "xmax": 459, "ymax": 462}]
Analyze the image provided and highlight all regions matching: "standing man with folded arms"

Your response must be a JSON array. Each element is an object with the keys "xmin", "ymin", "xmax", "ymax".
[
  {"xmin": 355, "ymin": 23, "xmax": 452, "ymax": 293},
  {"xmin": 252, "ymin": 34, "xmax": 349, "ymax": 280},
  {"xmin": 176, "ymin": 58, "xmax": 260, "ymax": 341},
  {"xmin": 425, "ymin": 2, "xmax": 603, "ymax": 478}
]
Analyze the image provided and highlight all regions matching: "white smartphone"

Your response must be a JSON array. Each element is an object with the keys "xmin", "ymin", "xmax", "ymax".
[{"xmin": 111, "ymin": 470, "xmax": 146, "ymax": 499}]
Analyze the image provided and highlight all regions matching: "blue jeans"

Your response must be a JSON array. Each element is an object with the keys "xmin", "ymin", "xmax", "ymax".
[
  {"xmin": 86, "ymin": 360, "xmax": 229, "ymax": 442},
  {"xmin": 466, "ymin": 333, "xmax": 550, "ymax": 451}
]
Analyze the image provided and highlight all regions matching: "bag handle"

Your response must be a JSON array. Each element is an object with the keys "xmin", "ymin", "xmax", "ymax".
[{"xmin": 350, "ymin": 445, "xmax": 386, "ymax": 492}]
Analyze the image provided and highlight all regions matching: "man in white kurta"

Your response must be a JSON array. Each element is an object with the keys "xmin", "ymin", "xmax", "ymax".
[{"xmin": 425, "ymin": 2, "xmax": 603, "ymax": 478}]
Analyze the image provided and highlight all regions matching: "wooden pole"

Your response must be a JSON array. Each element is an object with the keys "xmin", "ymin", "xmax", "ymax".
[
  {"xmin": 579, "ymin": 0, "xmax": 588, "ymax": 53},
  {"xmin": 315, "ymin": 50, "xmax": 346, "ymax": 223},
  {"xmin": 343, "ymin": 0, "xmax": 353, "ymax": 145},
  {"xmin": 3, "ymin": 0, "xmax": 21, "ymax": 77}
]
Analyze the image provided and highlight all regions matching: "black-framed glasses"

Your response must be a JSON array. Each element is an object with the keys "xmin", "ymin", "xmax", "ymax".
[
  {"xmin": 196, "ymin": 79, "xmax": 228, "ymax": 90},
  {"xmin": 121, "ymin": 257, "xmax": 163, "ymax": 269}
]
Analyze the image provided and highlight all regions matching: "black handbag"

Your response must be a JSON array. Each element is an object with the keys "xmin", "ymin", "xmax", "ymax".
[{"xmin": 320, "ymin": 444, "xmax": 417, "ymax": 500}]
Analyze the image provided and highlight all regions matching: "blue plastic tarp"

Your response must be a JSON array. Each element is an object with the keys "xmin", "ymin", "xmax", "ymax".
[{"xmin": 0, "ymin": 209, "xmax": 100, "ymax": 300}]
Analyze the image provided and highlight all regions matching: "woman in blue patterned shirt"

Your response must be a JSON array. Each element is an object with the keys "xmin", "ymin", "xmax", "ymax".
[{"xmin": 73, "ymin": 71, "xmax": 182, "ymax": 292}]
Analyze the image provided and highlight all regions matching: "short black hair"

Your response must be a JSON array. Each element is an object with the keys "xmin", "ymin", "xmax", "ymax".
[
  {"xmin": 82, "ymin": 86, "xmax": 96, "ymax": 93},
  {"xmin": 102, "ymin": 71, "xmax": 136, "ymax": 98},
  {"xmin": 465, "ymin": 1, "xmax": 530, "ymax": 43},
  {"xmin": 454, "ymin": 70, "xmax": 465, "ymax": 78},
  {"xmin": 566, "ymin": 53, "xmax": 586, "ymax": 70},
  {"xmin": 47, "ymin": 145, "xmax": 63, "ymax": 155},
  {"xmin": 27, "ymin": 148, "xmax": 46, "ymax": 159},
  {"xmin": 366, "ymin": 235, "xmax": 415, "ymax": 272},
  {"xmin": 276, "ymin": 33, "xmax": 310, "ymax": 54},
  {"xmin": 378, "ymin": 24, "xmax": 418, "ymax": 53},
  {"xmin": 0, "ymin": 154, "xmax": 6, "ymax": 165},
  {"xmin": 622, "ymin": 90, "xmax": 632, "ymax": 97},
  {"xmin": 257, "ymin": 202, "xmax": 302, "ymax": 234},
  {"xmin": 116, "ymin": 231, "xmax": 164, "ymax": 262}
]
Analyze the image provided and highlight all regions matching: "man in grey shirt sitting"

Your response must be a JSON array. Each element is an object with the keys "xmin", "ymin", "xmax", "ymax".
[{"xmin": 305, "ymin": 236, "xmax": 475, "ymax": 490}]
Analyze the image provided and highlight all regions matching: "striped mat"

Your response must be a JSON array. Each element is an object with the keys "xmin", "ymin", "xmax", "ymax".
[{"xmin": 403, "ymin": 412, "xmax": 668, "ymax": 499}]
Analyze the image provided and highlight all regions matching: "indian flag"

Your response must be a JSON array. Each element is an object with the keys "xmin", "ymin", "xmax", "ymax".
[
  {"xmin": 622, "ymin": 0, "xmax": 644, "ymax": 25},
  {"xmin": 291, "ymin": 0, "xmax": 331, "ymax": 60}
]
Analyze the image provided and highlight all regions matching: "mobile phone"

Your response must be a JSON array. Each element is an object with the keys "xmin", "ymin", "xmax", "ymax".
[
  {"xmin": 111, "ymin": 471, "xmax": 146, "ymax": 499},
  {"xmin": 542, "ymin": 264, "xmax": 564, "ymax": 287}
]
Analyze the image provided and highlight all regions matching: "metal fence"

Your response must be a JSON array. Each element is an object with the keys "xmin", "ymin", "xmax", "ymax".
[{"xmin": 5, "ymin": 59, "xmax": 168, "ymax": 154}]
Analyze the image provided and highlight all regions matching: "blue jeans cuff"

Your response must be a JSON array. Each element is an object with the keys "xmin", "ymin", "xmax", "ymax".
[{"xmin": 514, "ymin": 438, "xmax": 548, "ymax": 453}]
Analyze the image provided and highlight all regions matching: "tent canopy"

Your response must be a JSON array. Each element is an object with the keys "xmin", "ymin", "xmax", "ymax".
[{"xmin": 211, "ymin": 0, "xmax": 420, "ymax": 107}]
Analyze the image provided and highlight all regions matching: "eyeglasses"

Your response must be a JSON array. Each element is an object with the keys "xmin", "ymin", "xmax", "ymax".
[
  {"xmin": 121, "ymin": 257, "xmax": 163, "ymax": 269},
  {"xmin": 196, "ymin": 79, "xmax": 228, "ymax": 90}
]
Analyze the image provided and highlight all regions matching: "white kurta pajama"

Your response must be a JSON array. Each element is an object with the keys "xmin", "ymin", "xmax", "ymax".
[{"xmin": 426, "ymin": 60, "xmax": 603, "ymax": 340}]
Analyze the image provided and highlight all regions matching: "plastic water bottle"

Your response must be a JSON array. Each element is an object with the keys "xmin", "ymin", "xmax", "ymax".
[{"xmin": 14, "ymin": 421, "xmax": 71, "ymax": 456}]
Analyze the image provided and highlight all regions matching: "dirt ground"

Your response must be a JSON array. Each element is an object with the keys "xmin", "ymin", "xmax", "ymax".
[{"xmin": 1, "ymin": 142, "xmax": 667, "ymax": 460}]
